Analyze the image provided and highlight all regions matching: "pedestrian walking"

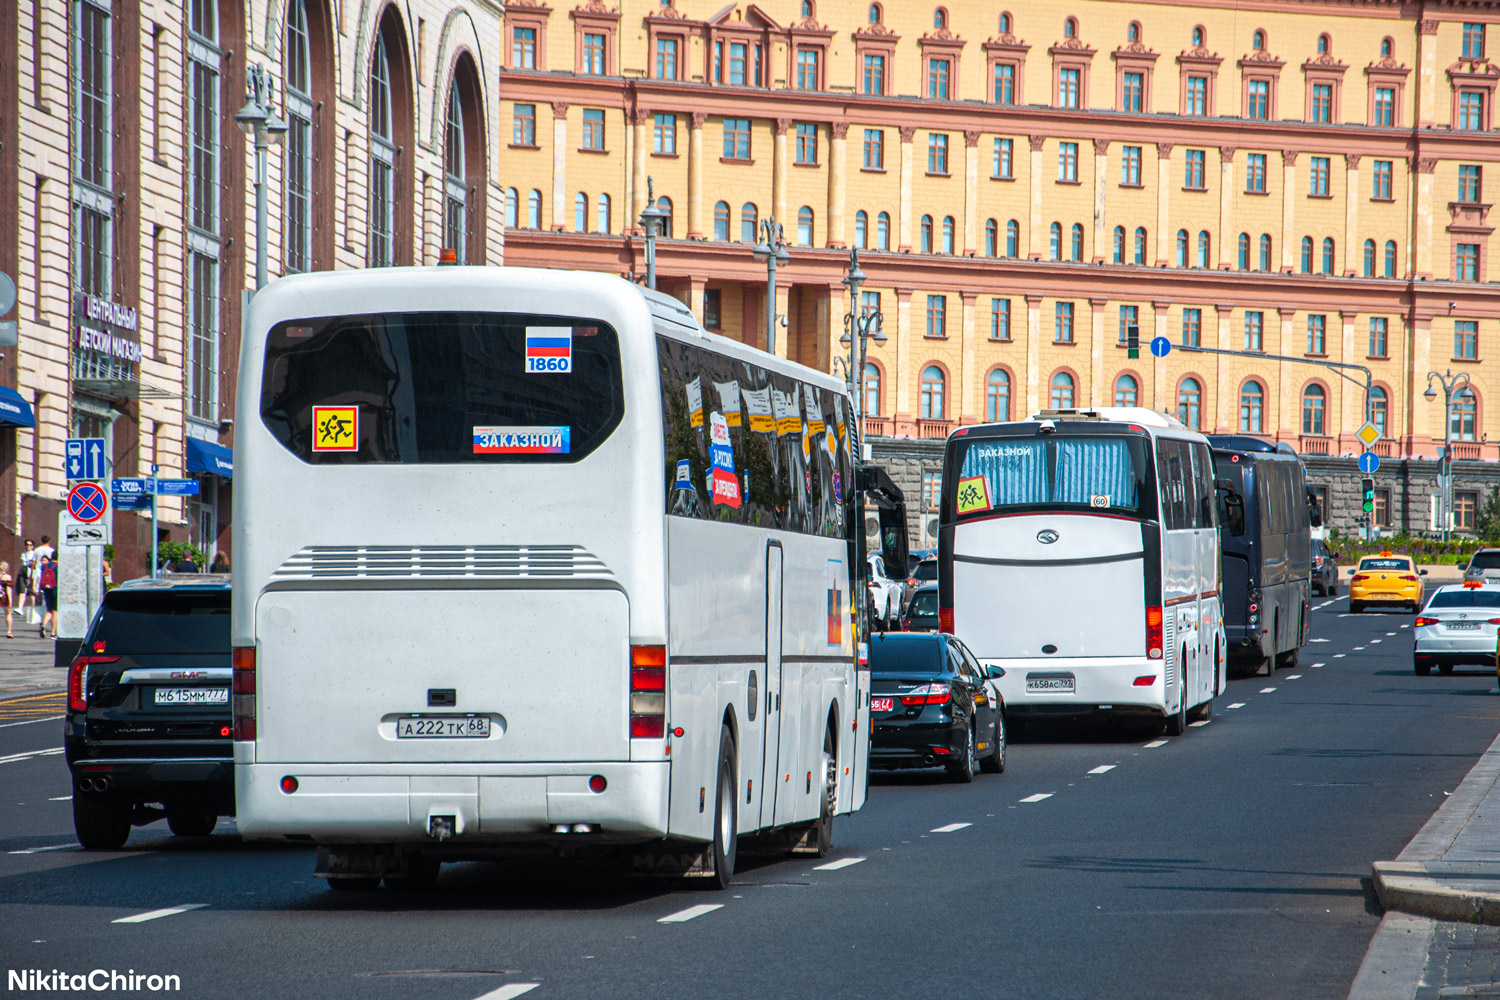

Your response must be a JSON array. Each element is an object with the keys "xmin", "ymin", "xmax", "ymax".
[
  {"xmin": 0, "ymin": 561, "xmax": 14, "ymax": 638},
  {"xmin": 38, "ymin": 551, "xmax": 58, "ymax": 639},
  {"xmin": 15, "ymin": 539, "xmax": 35, "ymax": 622},
  {"xmin": 172, "ymin": 555, "xmax": 200, "ymax": 573},
  {"xmin": 209, "ymin": 553, "xmax": 230, "ymax": 574}
]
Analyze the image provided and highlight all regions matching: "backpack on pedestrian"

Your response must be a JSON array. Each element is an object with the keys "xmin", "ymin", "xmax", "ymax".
[{"xmin": 39, "ymin": 560, "xmax": 57, "ymax": 590}]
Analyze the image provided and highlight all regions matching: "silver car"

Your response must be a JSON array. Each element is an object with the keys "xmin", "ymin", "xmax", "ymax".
[
  {"xmin": 1413, "ymin": 583, "xmax": 1500, "ymax": 675},
  {"xmin": 1463, "ymin": 549, "xmax": 1500, "ymax": 586}
]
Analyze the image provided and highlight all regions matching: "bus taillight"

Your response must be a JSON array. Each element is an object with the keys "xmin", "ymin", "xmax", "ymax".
[
  {"xmin": 629, "ymin": 645, "xmax": 667, "ymax": 739},
  {"xmin": 938, "ymin": 608, "xmax": 954, "ymax": 634},
  {"xmin": 232, "ymin": 646, "xmax": 257, "ymax": 741},
  {"xmin": 1145, "ymin": 606, "xmax": 1164, "ymax": 660}
]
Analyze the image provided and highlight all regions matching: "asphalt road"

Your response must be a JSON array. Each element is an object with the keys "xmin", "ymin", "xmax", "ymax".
[{"xmin": 2, "ymin": 600, "xmax": 1498, "ymax": 1000}]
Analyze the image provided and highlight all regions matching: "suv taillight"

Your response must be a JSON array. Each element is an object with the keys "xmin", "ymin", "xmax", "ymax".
[
  {"xmin": 232, "ymin": 646, "xmax": 256, "ymax": 741},
  {"xmin": 1146, "ymin": 606, "xmax": 1164, "ymax": 660},
  {"xmin": 629, "ymin": 645, "xmax": 666, "ymax": 739},
  {"xmin": 67, "ymin": 655, "xmax": 118, "ymax": 713}
]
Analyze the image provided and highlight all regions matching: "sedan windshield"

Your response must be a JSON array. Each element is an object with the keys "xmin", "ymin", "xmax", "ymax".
[{"xmin": 1428, "ymin": 591, "xmax": 1500, "ymax": 609}]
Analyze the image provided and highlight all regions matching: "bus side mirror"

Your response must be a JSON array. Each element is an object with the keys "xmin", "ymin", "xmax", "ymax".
[{"xmin": 1215, "ymin": 481, "xmax": 1245, "ymax": 537}]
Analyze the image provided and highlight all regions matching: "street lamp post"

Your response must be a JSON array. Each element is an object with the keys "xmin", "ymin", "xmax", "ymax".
[
  {"xmin": 235, "ymin": 63, "xmax": 288, "ymax": 291},
  {"xmin": 837, "ymin": 248, "xmax": 886, "ymax": 463},
  {"xmin": 637, "ymin": 176, "xmax": 668, "ymax": 291},
  {"xmin": 1425, "ymin": 368, "xmax": 1472, "ymax": 542},
  {"xmin": 751, "ymin": 217, "xmax": 791, "ymax": 355}
]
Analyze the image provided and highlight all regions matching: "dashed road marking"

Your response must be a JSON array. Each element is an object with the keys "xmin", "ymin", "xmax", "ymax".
[
  {"xmin": 1311, "ymin": 663, "xmax": 1326, "ymax": 668},
  {"xmin": 1143, "ymin": 740, "xmax": 1168, "ymax": 748},
  {"xmin": 1189, "ymin": 720, "xmax": 1211, "ymax": 728},
  {"xmin": 1387, "ymin": 632, "xmax": 1398, "ymax": 637},
  {"xmin": 1333, "ymin": 653, "xmax": 1347, "ymax": 658},
  {"xmin": 1018, "ymin": 794, "xmax": 1053, "ymax": 804},
  {"xmin": 473, "ymin": 985, "xmax": 541, "ymax": 1000},
  {"xmin": 814, "ymin": 857, "xmax": 866, "ymax": 871},
  {"xmin": 48, "ymin": 795, "xmax": 71, "ymax": 802},
  {"xmin": 1227, "ymin": 702, "xmax": 1246, "ymax": 709},
  {"xmin": 112, "ymin": 904, "xmax": 207, "ymax": 924},
  {"xmin": 1354, "ymin": 646, "xmax": 1366, "ymax": 651},
  {"xmin": 931, "ymin": 822, "xmax": 973, "ymax": 832},
  {"xmin": 9, "ymin": 843, "xmax": 76, "ymax": 855},
  {"xmin": 1260, "ymin": 687, "xmax": 1277, "ymax": 693},
  {"xmin": 1401, "ymin": 624, "xmax": 1411, "ymax": 629},
  {"xmin": 1370, "ymin": 639, "xmax": 1383, "ymax": 644},
  {"xmin": 658, "ymin": 904, "xmax": 722, "ymax": 924},
  {"xmin": 1087, "ymin": 765, "xmax": 1116, "ymax": 775},
  {"xmin": 1287, "ymin": 674, "xmax": 1303, "ymax": 680}
]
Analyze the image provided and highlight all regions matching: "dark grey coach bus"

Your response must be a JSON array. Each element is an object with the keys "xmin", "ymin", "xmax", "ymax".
[{"xmin": 1208, "ymin": 437, "xmax": 1312, "ymax": 677}]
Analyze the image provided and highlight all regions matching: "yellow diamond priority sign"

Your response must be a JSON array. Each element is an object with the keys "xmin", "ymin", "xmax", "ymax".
[{"xmin": 1356, "ymin": 422, "xmax": 1381, "ymax": 448}]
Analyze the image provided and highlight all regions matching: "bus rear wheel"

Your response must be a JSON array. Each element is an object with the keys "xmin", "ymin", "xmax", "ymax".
[
  {"xmin": 699, "ymin": 726, "xmax": 738, "ymax": 891},
  {"xmin": 1164, "ymin": 664, "xmax": 1188, "ymax": 736}
]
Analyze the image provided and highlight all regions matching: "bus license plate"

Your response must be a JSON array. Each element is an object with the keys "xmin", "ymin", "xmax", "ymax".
[
  {"xmin": 1025, "ymin": 673, "xmax": 1076, "ymax": 694},
  {"xmin": 395, "ymin": 716, "xmax": 491, "ymax": 739},
  {"xmin": 870, "ymin": 697, "xmax": 894, "ymax": 713},
  {"xmin": 153, "ymin": 687, "xmax": 229, "ymax": 705}
]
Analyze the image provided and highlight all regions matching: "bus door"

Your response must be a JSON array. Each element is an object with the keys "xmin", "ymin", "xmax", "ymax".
[{"xmin": 759, "ymin": 543, "xmax": 785, "ymax": 828}]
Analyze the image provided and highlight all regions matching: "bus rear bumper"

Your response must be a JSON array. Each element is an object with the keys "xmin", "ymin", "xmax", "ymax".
[
  {"xmin": 234, "ymin": 761, "xmax": 670, "ymax": 844},
  {"xmin": 983, "ymin": 657, "xmax": 1168, "ymax": 716}
]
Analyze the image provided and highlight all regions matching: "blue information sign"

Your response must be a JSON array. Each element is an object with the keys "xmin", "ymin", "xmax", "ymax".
[
  {"xmin": 65, "ymin": 438, "xmax": 107, "ymax": 481},
  {"xmin": 113, "ymin": 494, "xmax": 152, "ymax": 511},
  {"xmin": 1357, "ymin": 451, "xmax": 1381, "ymax": 474},
  {"xmin": 112, "ymin": 477, "xmax": 200, "ymax": 497},
  {"xmin": 1150, "ymin": 336, "xmax": 1172, "ymax": 359}
]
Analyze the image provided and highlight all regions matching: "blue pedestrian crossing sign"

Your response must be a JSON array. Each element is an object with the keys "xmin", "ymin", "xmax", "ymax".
[
  {"xmin": 1150, "ymin": 336, "xmax": 1172, "ymax": 358},
  {"xmin": 1357, "ymin": 451, "xmax": 1381, "ymax": 474},
  {"xmin": 65, "ymin": 438, "xmax": 107, "ymax": 481}
]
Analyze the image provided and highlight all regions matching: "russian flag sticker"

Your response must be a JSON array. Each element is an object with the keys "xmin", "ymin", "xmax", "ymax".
[{"xmin": 525, "ymin": 326, "xmax": 572, "ymax": 374}]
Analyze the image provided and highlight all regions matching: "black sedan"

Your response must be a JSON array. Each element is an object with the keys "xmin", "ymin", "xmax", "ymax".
[
  {"xmin": 901, "ymin": 584, "xmax": 939, "ymax": 632},
  {"xmin": 868, "ymin": 632, "xmax": 1005, "ymax": 782},
  {"xmin": 1312, "ymin": 539, "xmax": 1341, "ymax": 596}
]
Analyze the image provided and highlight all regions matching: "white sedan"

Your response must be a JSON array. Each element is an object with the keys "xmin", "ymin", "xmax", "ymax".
[
  {"xmin": 1413, "ymin": 583, "xmax": 1500, "ymax": 676},
  {"xmin": 867, "ymin": 554, "xmax": 903, "ymax": 631}
]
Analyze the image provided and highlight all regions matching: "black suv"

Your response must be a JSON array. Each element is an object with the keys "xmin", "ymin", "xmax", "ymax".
[{"xmin": 65, "ymin": 576, "xmax": 232, "ymax": 849}]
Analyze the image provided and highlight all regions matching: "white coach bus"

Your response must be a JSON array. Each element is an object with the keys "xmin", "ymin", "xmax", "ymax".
[
  {"xmin": 232, "ymin": 266, "xmax": 878, "ymax": 890},
  {"xmin": 937, "ymin": 408, "xmax": 1227, "ymax": 735}
]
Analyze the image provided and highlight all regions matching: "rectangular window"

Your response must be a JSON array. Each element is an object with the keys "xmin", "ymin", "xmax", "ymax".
[
  {"xmin": 1459, "ymin": 91, "xmax": 1485, "ymax": 131},
  {"xmin": 993, "ymin": 137, "xmax": 1013, "ymax": 179},
  {"xmin": 796, "ymin": 48, "xmax": 819, "ymax": 90},
  {"xmin": 1055, "ymin": 302, "xmax": 1076, "ymax": 344},
  {"xmin": 991, "ymin": 298, "xmax": 1011, "ymax": 341},
  {"xmin": 862, "ymin": 53, "xmax": 885, "ymax": 96},
  {"xmin": 653, "ymin": 113, "xmax": 676, "ymax": 155},
  {"xmin": 1310, "ymin": 156, "xmax": 1330, "ymax": 196},
  {"xmin": 1117, "ymin": 304, "xmax": 1138, "ymax": 345},
  {"xmin": 1455, "ymin": 319, "xmax": 1478, "ymax": 359},
  {"xmin": 1184, "ymin": 149, "xmax": 1205, "ymax": 189},
  {"xmin": 723, "ymin": 118, "xmax": 750, "ymax": 160},
  {"xmin": 728, "ymin": 41, "xmax": 747, "ymax": 85},
  {"xmin": 512, "ymin": 27, "xmax": 536, "ymax": 69},
  {"xmin": 1244, "ymin": 310, "xmax": 1263, "ymax": 351},
  {"xmin": 187, "ymin": 250, "xmax": 219, "ymax": 421},
  {"xmin": 583, "ymin": 32, "xmax": 606, "ymax": 75},
  {"xmin": 76, "ymin": 1, "xmax": 111, "ymax": 188},
  {"xmin": 922, "ymin": 470, "xmax": 942, "ymax": 512},
  {"xmin": 1311, "ymin": 83, "xmax": 1333, "ymax": 123},
  {"xmin": 1121, "ymin": 145, "xmax": 1141, "ymax": 186},
  {"xmin": 927, "ymin": 58, "xmax": 950, "ymax": 99},
  {"xmin": 1372, "ymin": 159, "xmax": 1393, "ymax": 200},
  {"xmin": 1182, "ymin": 308, "xmax": 1202, "ymax": 347},
  {"xmin": 188, "ymin": 52, "xmax": 218, "ymax": 236},
  {"xmin": 795, "ymin": 123, "xmax": 817, "ymax": 165},
  {"xmin": 1058, "ymin": 141, "xmax": 1078, "ymax": 182},
  {"xmin": 1246, "ymin": 153, "xmax": 1266, "ymax": 193},
  {"xmin": 1186, "ymin": 75, "xmax": 1207, "ymax": 116},
  {"xmin": 581, "ymin": 109, "xmax": 605, "ymax": 151},
  {"xmin": 861, "ymin": 290, "xmax": 880, "ymax": 319},
  {"xmin": 1122, "ymin": 71, "xmax": 1143, "ymax": 112},
  {"xmin": 1457, "ymin": 492, "xmax": 1478, "ymax": 531},
  {"xmin": 1374, "ymin": 489, "xmax": 1391, "ymax": 527},
  {"xmin": 1374, "ymin": 87, "xmax": 1395, "ymax": 126},
  {"xmin": 1369, "ymin": 316, "xmax": 1388, "ymax": 357},
  {"xmin": 655, "ymin": 37, "xmax": 678, "ymax": 80},
  {"xmin": 863, "ymin": 129, "xmax": 884, "ymax": 170},
  {"xmin": 703, "ymin": 288, "xmax": 721, "ymax": 330},
  {"xmin": 1459, "ymin": 164, "xmax": 1482, "ymax": 203},
  {"xmin": 1457, "ymin": 244, "xmax": 1481, "ymax": 282},
  {"xmin": 994, "ymin": 63, "xmax": 1016, "ymax": 104},
  {"xmin": 1307, "ymin": 314, "xmax": 1326, "ymax": 355},
  {"xmin": 1059, "ymin": 67, "xmax": 1080, "ymax": 108},
  {"xmin": 1248, "ymin": 79, "xmax": 1269, "ymax": 120},
  {"xmin": 928, "ymin": 133, "xmax": 949, "ymax": 174},
  {"xmin": 1463, "ymin": 23, "xmax": 1486, "ymax": 60},
  {"xmin": 513, "ymin": 104, "xmax": 536, "ymax": 146},
  {"xmin": 926, "ymin": 295, "xmax": 947, "ymax": 338}
]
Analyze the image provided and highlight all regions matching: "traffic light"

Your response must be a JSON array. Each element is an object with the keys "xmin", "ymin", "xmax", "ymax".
[
  {"xmin": 1126, "ymin": 323, "xmax": 1140, "ymax": 359},
  {"xmin": 1361, "ymin": 477, "xmax": 1375, "ymax": 513},
  {"xmin": 1439, "ymin": 443, "xmax": 1453, "ymax": 479}
]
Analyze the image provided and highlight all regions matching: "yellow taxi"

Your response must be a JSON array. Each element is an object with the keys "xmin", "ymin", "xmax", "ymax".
[{"xmin": 1348, "ymin": 551, "xmax": 1427, "ymax": 613}]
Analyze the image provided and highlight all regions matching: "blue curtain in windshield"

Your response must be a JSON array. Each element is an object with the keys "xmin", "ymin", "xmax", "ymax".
[
  {"xmin": 1055, "ymin": 438, "xmax": 1137, "ymax": 506},
  {"xmin": 958, "ymin": 437, "xmax": 1139, "ymax": 512},
  {"xmin": 960, "ymin": 440, "xmax": 1046, "ymax": 506}
]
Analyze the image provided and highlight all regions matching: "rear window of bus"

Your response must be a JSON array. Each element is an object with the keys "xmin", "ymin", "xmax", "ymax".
[
  {"xmin": 1359, "ymin": 558, "xmax": 1410, "ymax": 571},
  {"xmin": 260, "ymin": 312, "xmax": 625, "ymax": 464},
  {"xmin": 947, "ymin": 433, "xmax": 1152, "ymax": 520}
]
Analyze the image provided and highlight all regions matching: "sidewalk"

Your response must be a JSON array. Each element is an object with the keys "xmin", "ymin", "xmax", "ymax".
[{"xmin": 0, "ymin": 607, "xmax": 66, "ymax": 695}]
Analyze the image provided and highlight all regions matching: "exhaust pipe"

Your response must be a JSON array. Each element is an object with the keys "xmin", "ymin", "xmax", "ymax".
[
  {"xmin": 428, "ymin": 816, "xmax": 456, "ymax": 841},
  {"xmin": 78, "ymin": 777, "xmax": 110, "ymax": 793}
]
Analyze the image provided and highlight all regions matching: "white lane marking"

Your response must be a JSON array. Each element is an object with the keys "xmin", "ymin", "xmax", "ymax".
[
  {"xmin": 1143, "ymin": 740, "xmax": 1168, "ymax": 748},
  {"xmin": 1370, "ymin": 639, "xmax": 1383, "ymax": 644},
  {"xmin": 8, "ymin": 843, "xmax": 77, "ymax": 855},
  {"xmin": 1018, "ymin": 794, "xmax": 1053, "ymax": 804},
  {"xmin": 1312, "ymin": 663, "xmax": 1326, "ymax": 668},
  {"xmin": 0, "ymin": 747, "xmax": 64, "ymax": 765},
  {"xmin": 1087, "ymin": 765, "xmax": 1116, "ymax": 775},
  {"xmin": 931, "ymin": 822, "xmax": 973, "ymax": 832},
  {"xmin": 813, "ymin": 857, "xmax": 866, "ymax": 871},
  {"xmin": 1354, "ymin": 646, "xmax": 1366, "ymax": 651},
  {"xmin": 1333, "ymin": 653, "xmax": 1347, "ymax": 658},
  {"xmin": 1227, "ymin": 703, "xmax": 1246, "ymax": 709},
  {"xmin": 1287, "ymin": 674, "xmax": 1303, "ymax": 680},
  {"xmin": 473, "ymin": 985, "xmax": 542, "ymax": 1000},
  {"xmin": 1260, "ymin": 687, "xmax": 1277, "ymax": 693},
  {"xmin": 1309, "ymin": 638, "xmax": 1330, "ymax": 643},
  {"xmin": 1401, "ymin": 624, "xmax": 1411, "ymax": 629},
  {"xmin": 112, "ymin": 904, "xmax": 208, "ymax": 924},
  {"xmin": 48, "ymin": 795, "xmax": 71, "ymax": 801},
  {"xmin": 1387, "ymin": 632, "xmax": 1398, "ymax": 637},
  {"xmin": 0, "ymin": 715, "xmax": 65, "ymax": 730},
  {"xmin": 1189, "ymin": 720, "xmax": 1211, "ymax": 727},
  {"xmin": 658, "ymin": 904, "xmax": 723, "ymax": 924}
]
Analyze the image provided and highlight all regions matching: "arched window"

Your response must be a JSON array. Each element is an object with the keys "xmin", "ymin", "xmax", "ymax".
[
  {"xmin": 920, "ymin": 365, "xmax": 946, "ymax": 419},
  {"xmin": 1237, "ymin": 232, "xmax": 1250, "ymax": 269},
  {"xmin": 443, "ymin": 66, "xmax": 484, "ymax": 261},
  {"xmin": 1006, "ymin": 219, "xmax": 1019, "ymax": 258},
  {"xmin": 1176, "ymin": 229, "xmax": 1189, "ymax": 267},
  {"xmin": 985, "ymin": 218, "xmax": 998, "ymax": 257},
  {"xmin": 505, "ymin": 187, "xmax": 519, "ymax": 227},
  {"xmin": 1113, "ymin": 226, "xmax": 1126, "ymax": 264},
  {"xmin": 1362, "ymin": 239, "xmax": 1376, "ymax": 277},
  {"xmin": 942, "ymin": 216, "xmax": 955, "ymax": 254},
  {"xmin": 1380, "ymin": 37, "xmax": 1393, "ymax": 58},
  {"xmin": 920, "ymin": 214, "xmax": 934, "ymax": 253},
  {"xmin": 1321, "ymin": 237, "xmax": 1335, "ymax": 274},
  {"xmin": 999, "ymin": 12, "xmax": 1011, "ymax": 34},
  {"xmin": 574, "ymin": 192, "xmax": 589, "ymax": 233},
  {"xmin": 855, "ymin": 210, "xmax": 869, "ymax": 249},
  {"xmin": 1252, "ymin": 29, "xmax": 1266, "ymax": 51},
  {"xmin": 1127, "ymin": 21, "xmax": 1140, "ymax": 43},
  {"xmin": 1192, "ymin": 25, "xmax": 1205, "ymax": 47},
  {"xmin": 985, "ymin": 369, "xmax": 1011, "ymax": 422},
  {"xmin": 741, "ymin": 203, "xmax": 758, "ymax": 243},
  {"xmin": 1134, "ymin": 226, "xmax": 1147, "ymax": 264},
  {"xmin": 285, "ymin": 0, "xmax": 317, "ymax": 273},
  {"xmin": 1259, "ymin": 233, "xmax": 1273, "ymax": 271},
  {"xmin": 933, "ymin": 7, "xmax": 947, "ymax": 30},
  {"xmin": 1384, "ymin": 239, "xmax": 1398, "ymax": 277},
  {"xmin": 1240, "ymin": 380, "xmax": 1265, "ymax": 432},
  {"xmin": 797, "ymin": 205, "xmax": 814, "ymax": 245},
  {"xmin": 1197, "ymin": 230, "xmax": 1210, "ymax": 267},
  {"xmin": 596, "ymin": 192, "xmax": 611, "ymax": 234},
  {"xmin": 1316, "ymin": 33, "xmax": 1330, "ymax": 54},
  {"xmin": 801, "ymin": 0, "xmax": 813, "ymax": 16},
  {"xmin": 1299, "ymin": 236, "xmax": 1314, "ymax": 273},
  {"xmin": 869, "ymin": 3, "xmax": 881, "ymax": 25},
  {"xmin": 1064, "ymin": 16, "xmax": 1077, "ymax": 38},
  {"xmin": 713, "ymin": 200, "xmax": 730, "ymax": 240},
  {"xmin": 877, "ymin": 211, "xmax": 891, "ymax": 250},
  {"xmin": 658, "ymin": 196, "xmax": 674, "ymax": 238},
  {"xmin": 1114, "ymin": 374, "xmax": 1139, "ymax": 407},
  {"xmin": 369, "ymin": 30, "xmax": 397, "ymax": 265},
  {"xmin": 1048, "ymin": 222, "xmax": 1062, "ymax": 260},
  {"xmin": 863, "ymin": 362, "xmax": 882, "ymax": 416},
  {"xmin": 1369, "ymin": 385, "xmax": 1389, "ymax": 437},
  {"xmin": 1050, "ymin": 371, "xmax": 1076, "ymax": 408},
  {"xmin": 1070, "ymin": 223, "xmax": 1084, "ymax": 261},
  {"xmin": 1301, "ymin": 383, "xmax": 1326, "ymax": 435},
  {"xmin": 1177, "ymin": 378, "xmax": 1202, "ymax": 430},
  {"xmin": 527, "ymin": 189, "xmax": 543, "ymax": 228},
  {"xmin": 1454, "ymin": 388, "xmax": 1478, "ymax": 441}
]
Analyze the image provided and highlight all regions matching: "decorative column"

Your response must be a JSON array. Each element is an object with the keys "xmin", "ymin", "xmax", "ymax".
[
  {"xmin": 1088, "ymin": 298, "xmax": 1108, "ymax": 406},
  {"xmin": 959, "ymin": 291, "xmax": 977, "ymax": 422},
  {"xmin": 894, "ymin": 288, "xmax": 914, "ymax": 432},
  {"xmin": 1417, "ymin": 18, "xmax": 1440, "ymax": 127},
  {"xmin": 551, "ymin": 102, "xmax": 569, "ymax": 231},
  {"xmin": 1407, "ymin": 312, "xmax": 1434, "ymax": 452},
  {"xmin": 828, "ymin": 122, "xmax": 848, "ymax": 249},
  {"xmin": 1218, "ymin": 147, "xmax": 1236, "ymax": 268},
  {"xmin": 1280, "ymin": 150, "xmax": 1298, "ymax": 271},
  {"xmin": 1277, "ymin": 307, "xmax": 1297, "ymax": 438},
  {"xmin": 1215, "ymin": 304, "xmax": 1234, "ymax": 432},
  {"xmin": 773, "ymin": 118, "xmax": 791, "ymax": 226},
  {"xmin": 1025, "ymin": 295, "xmax": 1042, "ymax": 415},
  {"xmin": 898, "ymin": 126, "xmax": 916, "ymax": 252},
  {"xmin": 1151, "ymin": 301, "xmax": 1171, "ymax": 410},
  {"xmin": 687, "ymin": 111, "xmax": 706, "ymax": 239},
  {"xmin": 1339, "ymin": 310, "xmax": 1359, "ymax": 444},
  {"xmin": 963, "ymin": 131, "xmax": 981, "ymax": 255},
  {"xmin": 629, "ymin": 108, "xmax": 648, "ymax": 233},
  {"xmin": 1414, "ymin": 155, "xmax": 1437, "ymax": 278},
  {"xmin": 1092, "ymin": 139, "xmax": 1109, "ymax": 263},
  {"xmin": 686, "ymin": 275, "xmax": 707, "ymax": 319},
  {"xmin": 1155, "ymin": 142, "xmax": 1173, "ymax": 265},
  {"xmin": 774, "ymin": 283, "xmax": 790, "ymax": 360},
  {"xmin": 1028, "ymin": 135, "xmax": 1045, "ymax": 259},
  {"xmin": 814, "ymin": 284, "xmax": 839, "ymax": 372},
  {"xmin": 1343, "ymin": 154, "xmax": 1361, "ymax": 274}
]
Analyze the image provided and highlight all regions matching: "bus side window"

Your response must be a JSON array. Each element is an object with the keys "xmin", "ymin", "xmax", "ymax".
[{"xmin": 1191, "ymin": 444, "xmax": 1215, "ymax": 528}]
